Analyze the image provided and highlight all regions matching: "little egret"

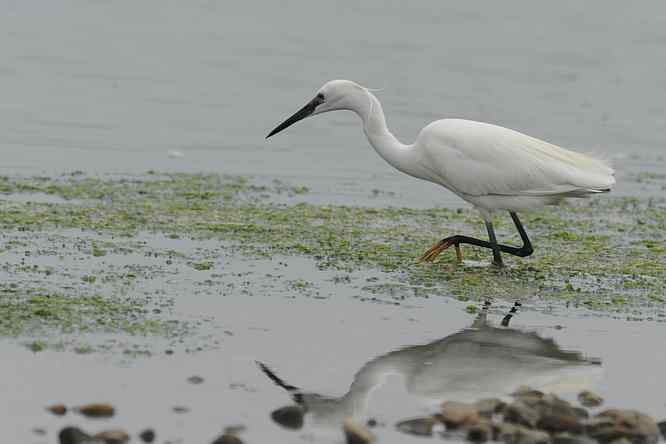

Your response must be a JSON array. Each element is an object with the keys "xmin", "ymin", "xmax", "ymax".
[{"xmin": 266, "ymin": 80, "xmax": 615, "ymax": 267}]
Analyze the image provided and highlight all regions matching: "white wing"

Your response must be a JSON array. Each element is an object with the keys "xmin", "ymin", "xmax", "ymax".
[{"xmin": 414, "ymin": 119, "xmax": 615, "ymax": 197}]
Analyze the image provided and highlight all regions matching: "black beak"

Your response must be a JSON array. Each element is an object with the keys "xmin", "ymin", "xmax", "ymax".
[{"xmin": 266, "ymin": 95, "xmax": 324, "ymax": 139}]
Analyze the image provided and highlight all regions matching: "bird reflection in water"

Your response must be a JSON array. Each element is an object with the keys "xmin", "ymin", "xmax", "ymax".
[{"xmin": 260, "ymin": 302, "xmax": 601, "ymax": 430}]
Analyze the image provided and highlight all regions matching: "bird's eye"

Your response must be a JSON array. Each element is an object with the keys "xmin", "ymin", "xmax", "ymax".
[{"xmin": 316, "ymin": 93, "xmax": 325, "ymax": 101}]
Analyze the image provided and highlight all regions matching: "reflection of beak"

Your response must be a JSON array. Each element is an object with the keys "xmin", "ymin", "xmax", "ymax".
[{"xmin": 266, "ymin": 95, "xmax": 324, "ymax": 139}]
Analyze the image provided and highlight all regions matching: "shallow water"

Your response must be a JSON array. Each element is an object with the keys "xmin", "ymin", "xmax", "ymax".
[
  {"xmin": 1, "ymin": 2, "xmax": 666, "ymax": 443},
  {"xmin": 1, "ymin": 1, "xmax": 666, "ymax": 207}
]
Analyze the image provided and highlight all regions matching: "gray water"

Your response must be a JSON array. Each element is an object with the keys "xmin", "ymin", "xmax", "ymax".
[
  {"xmin": 1, "ymin": 0, "xmax": 665, "ymax": 207},
  {"xmin": 1, "ymin": 2, "xmax": 666, "ymax": 443}
]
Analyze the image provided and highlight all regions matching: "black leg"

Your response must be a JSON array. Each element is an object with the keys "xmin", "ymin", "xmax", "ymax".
[
  {"xmin": 501, "ymin": 301, "xmax": 522, "ymax": 327},
  {"xmin": 485, "ymin": 221, "xmax": 503, "ymax": 267},
  {"xmin": 419, "ymin": 212, "xmax": 534, "ymax": 263}
]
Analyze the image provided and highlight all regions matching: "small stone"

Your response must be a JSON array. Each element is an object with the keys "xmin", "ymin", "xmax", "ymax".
[
  {"xmin": 496, "ymin": 423, "xmax": 549, "ymax": 444},
  {"xmin": 439, "ymin": 401, "xmax": 481, "ymax": 429},
  {"xmin": 139, "ymin": 428, "xmax": 156, "ymax": 443},
  {"xmin": 608, "ymin": 439, "xmax": 633, "ymax": 444},
  {"xmin": 172, "ymin": 405, "xmax": 190, "ymax": 414},
  {"xmin": 33, "ymin": 427, "xmax": 47, "ymax": 435},
  {"xmin": 396, "ymin": 416, "xmax": 436, "ymax": 437},
  {"xmin": 537, "ymin": 414, "xmax": 583, "ymax": 435},
  {"xmin": 187, "ymin": 375, "xmax": 204, "ymax": 384},
  {"xmin": 467, "ymin": 420, "xmax": 493, "ymax": 443},
  {"xmin": 76, "ymin": 403, "xmax": 115, "ymax": 418},
  {"xmin": 592, "ymin": 409, "xmax": 660, "ymax": 444},
  {"xmin": 511, "ymin": 386, "xmax": 545, "ymax": 400},
  {"xmin": 223, "ymin": 425, "xmax": 246, "ymax": 435},
  {"xmin": 503, "ymin": 400, "xmax": 541, "ymax": 428},
  {"xmin": 475, "ymin": 398, "xmax": 506, "ymax": 417},
  {"xmin": 211, "ymin": 434, "xmax": 243, "ymax": 444},
  {"xmin": 578, "ymin": 390, "xmax": 604, "ymax": 408},
  {"xmin": 552, "ymin": 433, "xmax": 597, "ymax": 444},
  {"xmin": 59, "ymin": 426, "xmax": 92, "ymax": 444},
  {"xmin": 270, "ymin": 405, "xmax": 305, "ymax": 430},
  {"xmin": 658, "ymin": 421, "xmax": 666, "ymax": 439},
  {"xmin": 343, "ymin": 418, "xmax": 375, "ymax": 444},
  {"xmin": 366, "ymin": 418, "xmax": 378, "ymax": 428},
  {"xmin": 47, "ymin": 403, "xmax": 68, "ymax": 416},
  {"xmin": 573, "ymin": 407, "xmax": 590, "ymax": 419},
  {"xmin": 94, "ymin": 429, "xmax": 130, "ymax": 444}
]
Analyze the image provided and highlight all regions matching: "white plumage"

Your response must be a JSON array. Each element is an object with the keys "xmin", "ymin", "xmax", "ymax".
[{"xmin": 267, "ymin": 80, "xmax": 615, "ymax": 266}]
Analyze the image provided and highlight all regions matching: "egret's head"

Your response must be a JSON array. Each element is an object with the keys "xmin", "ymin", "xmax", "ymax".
[{"xmin": 266, "ymin": 80, "xmax": 368, "ymax": 138}]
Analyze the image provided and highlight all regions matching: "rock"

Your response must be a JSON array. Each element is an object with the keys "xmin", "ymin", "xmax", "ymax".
[
  {"xmin": 211, "ymin": 434, "xmax": 243, "ymax": 444},
  {"xmin": 172, "ymin": 405, "xmax": 190, "ymax": 413},
  {"xmin": 223, "ymin": 425, "xmax": 246, "ymax": 435},
  {"xmin": 396, "ymin": 416, "xmax": 436, "ymax": 437},
  {"xmin": 657, "ymin": 421, "xmax": 666, "ymax": 439},
  {"xmin": 552, "ymin": 433, "xmax": 597, "ymax": 444},
  {"xmin": 139, "ymin": 428, "xmax": 156, "ymax": 443},
  {"xmin": 439, "ymin": 401, "xmax": 481, "ymax": 429},
  {"xmin": 496, "ymin": 423, "xmax": 549, "ymax": 444},
  {"xmin": 59, "ymin": 427, "xmax": 93, "ymax": 444},
  {"xmin": 270, "ymin": 405, "xmax": 305, "ymax": 430},
  {"xmin": 94, "ymin": 429, "xmax": 130, "ymax": 444},
  {"xmin": 467, "ymin": 420, "xmax": 493, "ymax": 443},
  {"xmin": 76, "ymin": 403, "xmax": 115, "ymax": 418},
  {"xmin": 187, "ymin": 375, "xmax": 204, "ymax": 384},
  {"xmin": 505, "ymin": 394, "xmax": 579, "ymax": 430},
  {"xmin": 537, "ymin": 414, "xmax": 583, "ymax": 435},
  {"xmin": 475, "ymin": 398, "xmax": 507, "ymax": 417},
  {"xmin": 589, "ymin": 409, "xmax": 660, "ymax": 444},
  {"xmin": 503, "ymin": 400, "xmax": 541, "ymax": 428},
  {"xmin": 511, "ymin": 386, "xmax": 545, "ymax": 400},
  {"xmin": 573, "ymin": 407, "xmax": 590, "ymax": 419},
  {"xmin": 578, "ymin": 390, "xmax": 604, "ymax": 408},
  {"xmin": 343, "ymin": 419, "xmax": 376, "ymax": 444},
  {"xmin": 47, "ymin": 403, "xmax": 68, "ymax": 416}
]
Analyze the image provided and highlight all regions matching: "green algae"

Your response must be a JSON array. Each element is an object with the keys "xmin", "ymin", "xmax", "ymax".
[{"xmin": 1, "ymin": 172, "xmax": 665, "ymax": 335}]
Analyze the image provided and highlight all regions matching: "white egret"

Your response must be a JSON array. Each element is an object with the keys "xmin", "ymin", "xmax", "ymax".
[{"xmin": 266, "ymin": 80, "xmax": 615, "ymax": 267}]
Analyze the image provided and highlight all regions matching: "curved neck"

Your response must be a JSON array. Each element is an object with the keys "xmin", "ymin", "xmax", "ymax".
[{"xmin": 356, "ymin": 91, "xmax": 427, "ymax": 181}]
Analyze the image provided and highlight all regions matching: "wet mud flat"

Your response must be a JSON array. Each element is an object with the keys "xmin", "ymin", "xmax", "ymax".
[{"xmin": 0, "ymin": 172, "xmax": 665, "ymax": 443}]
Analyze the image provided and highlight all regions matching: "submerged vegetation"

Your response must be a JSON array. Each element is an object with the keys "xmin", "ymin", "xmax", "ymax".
[{"xmin": 0, "ymin": 172, "xmax": 664, "ymax": 344}]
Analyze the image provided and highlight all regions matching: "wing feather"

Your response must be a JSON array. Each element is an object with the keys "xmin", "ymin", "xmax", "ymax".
[{"xmin": 415, "ymin": 119, "xmax": 615, "ymax": 197}]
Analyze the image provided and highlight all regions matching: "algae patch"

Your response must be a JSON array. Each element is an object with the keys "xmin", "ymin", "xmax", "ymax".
[{"xmin": 1, "ymin": 172, "xmax": 665, "ymax": 328}]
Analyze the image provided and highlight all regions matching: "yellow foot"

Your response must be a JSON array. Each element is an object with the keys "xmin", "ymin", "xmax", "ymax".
[{"xmin": 418, "ymin": 238, "xmax": 461, "ymax": 263}]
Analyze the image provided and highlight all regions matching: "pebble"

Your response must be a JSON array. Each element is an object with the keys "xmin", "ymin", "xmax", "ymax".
[
  {"xmin": 467, "ymin": 420, "xmax": 493, "ymax": 443},
  {"xmin": 537, "ymin": 413, "xmax": 583, "ymax": 435},
  {"xmin": 172, "ymin": 405, "xmax": 190, "ymax": 413},
  {"xmin": 47, "ymin": 403, "xmax": 68, "ymax": 416},
  {"xmin": 578, "ymin": 390, "xmax": 604, "ymax": 408},
  {"xmin": 210, "ymin": 433, "xmax": 243, "ymax": 444},
  {"xmin": 187, "ymin": 375, "xmax": 204, "ymax": 384},
  {"xmin": 343, "ymin": 418, "xmax": 375, "ymax": 444},
  {"xmin": 497, "ymin": 423, "xmax": 549, "ymax": 444},
  {"xmin": 474, "ymin": 398, "xmax": 506, "ymax": 417},
  {"xmin": 552, "ymin": 433, "xmax": 597, "ymax": 444},
  {"xmin": 270, "ymin": 405, "xmax": 305, "ymax": 429},
  {"xmin": 658, "ymin": 421, "xmax": 666, "ymax": 439},
  {"xmin": 511, "ymin": 386, "xmax": 545, "ymax": 400},
  {"xmin": 396, "ymin": 416, "xmax": 436, "ymax": 437},
  {"xmin": 439, "ymin": 401, "xmax": 481, "ymax": 429},
  {"xmin": 94, "ymin": 429, "xmax": 130, "ymax": 444},
  {"xmin": 76, "ymin": 403, "xmax": 115, "ymax": 418},
  {"xmin": 58, "ymin": 427, "xmax": 93, "ymax": 444},
  {"xmin": 503, "ymin": 400, "xmax": 541, "ymax": 428},
  {"xmin": 591, "ymin": 409, "xmax": 660, "ymax": 444},
  {"xmin": 138, "ymin": 428, "xmax": 156, "ymax": 443}
]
